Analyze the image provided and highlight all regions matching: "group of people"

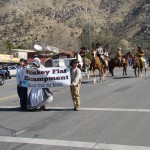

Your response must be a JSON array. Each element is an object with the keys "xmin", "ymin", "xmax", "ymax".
[
  {"xmin": 16, "ymin": 57, "xmax": 82, "ymax": 111},
  {"xmin": 16, "ymin": 57, "xmax": 48, "ymax": 111},
  {"xmin": 16, "ymin": 44, "xmax": 146, "ymax": 111},
  {"xmin": 79, "ymin": 43, "xmax": 109, "ymax": 71},
  {"xmin": 116, "ymin": 45, "xmax": 146, "ymax": 68}
]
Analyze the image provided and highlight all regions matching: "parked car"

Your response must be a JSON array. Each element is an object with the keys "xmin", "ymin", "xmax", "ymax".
[
  {"xmin": 0, "ymin": 69, "xmax": 5, "ymax": 85},
  {"xmin": 2, "ymin": 65, "xmax": 17, "ymax": 79}
]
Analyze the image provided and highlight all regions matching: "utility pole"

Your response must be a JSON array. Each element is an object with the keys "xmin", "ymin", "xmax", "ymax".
[
  {"xmin": 88, "ymin": 0, "xmax": 91, "ymax": 52},
  {"xmin": 88, "ymin": 18, "xmax": 91, "ymax": 52}
]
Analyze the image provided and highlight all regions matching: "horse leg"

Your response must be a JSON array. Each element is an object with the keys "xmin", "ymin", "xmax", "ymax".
[
  {"xmin": 134, "ymin": 68, "xmax": 137, "ymax": 77},
  {"xmin": 140, "ymin": 67, "xmax": 142, "ymax": 77},
  {"xmin": 86, "ymin": 68, "xmax": 90, "ymax": 79},
  {"xmin": 145, "ymin": 68, "xmax": 147, "ymax": 77},
  {"xmin": 99, "ymin": 69, "xmax": 103, "ymax": 83},
  {"xmin": 103, "ymin": 68, "xmax": 106, "ymax": 81},
  {"xmin": 138, "ymin": 68, "xmax": 140, "ymax": 77},
  {"xmin": 123, "ymin": 67, "xmax": 124, "ymax": 76},
  {"xmin": 125, "ymin": 66, "xmax": 127, "ymax": 76},
  {"xmin": 109, "ymin": 68, "xmax": 114, "ymax": 76},
  {"xmin": 112, "ymin": 69, "xmax": 114, "ymax": 76},
  {"xmin": 86, "ymin": 65, "xmax": 91, "ymax": 79},
  {"xmin": 93, "ymin": 70, "xmax": 96, "ymax": 84}
]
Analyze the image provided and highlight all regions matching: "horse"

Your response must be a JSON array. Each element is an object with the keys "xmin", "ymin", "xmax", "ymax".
[
  {"xmin": 89, "ymin": 49, "xmax": 107, "ymax": 83},
  {"xmin": 74, "ymin": 52, "xmax": 83, "ymax": 70},
  {"xmin": 109, "ymin": 51, "xmax": 132, "ymax": 76},
  {"xmin": 132, "ymin": 56, "xmax": 147, "ymax": 77}
]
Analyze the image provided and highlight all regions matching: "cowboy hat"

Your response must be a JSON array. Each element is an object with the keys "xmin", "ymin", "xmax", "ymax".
[
  {"xmin": 70, "ymin": 59, "xmax": 79, "ymax": 66},
  {"xmin": 19, "ymin": 58, "xmax": 27, "ymax": 63},
  {"xmin": 72, "ymin": 59, "xmax": 79, "ymax": 64},
  {"xmin": 118, "ymin": 47, "xmax": 122, "ymax": 50}
]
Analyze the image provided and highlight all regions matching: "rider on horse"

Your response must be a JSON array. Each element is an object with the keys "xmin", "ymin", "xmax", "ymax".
[
  {"xmin": 133, "ymin": 45, "xmax": 145, "ymax": 68},
  {"xmin": 96, "ymin": 43, "xmax": 107, "ymax": 67},
  {"xmin": 116, "ymin": 47, "xmax": 123, "ymax": 67},
  {"xmin": 79, "ymin": 47, "xmax": 86, "ymax": 70},
  {"xmin": 79, "ymin": 47, "xmax": 86, "ymax": 58},
  {"xmin": 136, "ymin": 45, "xmax": 145, "ymax": 58}
]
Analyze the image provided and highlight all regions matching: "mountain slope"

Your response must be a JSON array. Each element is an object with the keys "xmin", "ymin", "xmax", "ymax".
[{"xmin": 0, "ymin": 0, "xmax": 149, "ymax": 51}]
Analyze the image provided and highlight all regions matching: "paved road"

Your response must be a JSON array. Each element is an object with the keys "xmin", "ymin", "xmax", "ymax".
[{"xmin": 0, "ymin": 66, "xmax": 150, "ymax": 150}]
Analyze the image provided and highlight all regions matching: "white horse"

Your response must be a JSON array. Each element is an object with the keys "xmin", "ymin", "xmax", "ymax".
[{"xmin": 74, "ymin": 52, "xmax": 83, "ymax": 70}]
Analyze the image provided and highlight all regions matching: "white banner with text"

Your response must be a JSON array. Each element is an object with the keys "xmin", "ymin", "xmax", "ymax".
[{"xmin": 23, "ymin": 67, "xmax": 71, "ymax": 88}]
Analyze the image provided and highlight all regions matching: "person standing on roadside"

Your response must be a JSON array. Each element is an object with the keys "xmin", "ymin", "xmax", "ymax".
[
  {"xmin": 28, "ymin": 57, "xmax": 47, "ymax": 110},
  {"xmin": 16, "ymin": 58, "xmax": 27, "ymax": 111},
  {"xmin": 70, "ymin": 59, "xmax": 82, "ymax": 111}
]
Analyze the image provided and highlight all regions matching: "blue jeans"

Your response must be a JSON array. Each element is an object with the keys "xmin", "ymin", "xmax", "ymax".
[{"xmin": 17, "ymin": 86, "xmax": 27, "ymax": 110}]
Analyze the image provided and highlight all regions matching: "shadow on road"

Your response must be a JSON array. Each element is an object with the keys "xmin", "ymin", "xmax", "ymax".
[
  {"xmin": 81, "ymin": 81, "xmax": 94, "ymax": 84},
  {"xmin": 113, "ymin": 76, "xmax": 135, "ymax": 79},
  {"xmin": 0, "ymin": 107, "xmax": 74, "ymax": 112},
  {"xmin": 0, "ymin": 107, "xmax": 20, "ymax": 111},
  {"xmin": 44, "ymin": 108, "xmax": 73, "ymax": 111}
]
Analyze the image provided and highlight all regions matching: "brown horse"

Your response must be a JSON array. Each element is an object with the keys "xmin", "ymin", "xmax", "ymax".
[
  {"xmin": 89, "ymin": 49, "xmax": 107, "ymax": 83},
  {"xmin": 109, "ymin": 51, "xmax": 132, "ymax": 76},
  {"xmin": 133, "ymin": 56, "xmax": 147, "ymax": 77}
]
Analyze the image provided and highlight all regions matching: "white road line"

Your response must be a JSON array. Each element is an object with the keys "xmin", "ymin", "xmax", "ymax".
[
  {"xmin": 109, "ymin": 82, "xmax": 119, "ymax": 86},
  {"xmin": 1, "ymin": 106, "xmax": 150, "ymax": 113},
  {"xmin": 0, "ymin": 106, "xmax": 19, "ymax": 108},
  {"xmin": 94, "ymin": 143, "xmax": 150, "ymax": 150},
  {"xmin": 14, "ymin": 129, "xmax": 27, "ymax": 136},
  {"xmin": 0, "ymin": 136, "xmax": 149, "ymax": 150}
]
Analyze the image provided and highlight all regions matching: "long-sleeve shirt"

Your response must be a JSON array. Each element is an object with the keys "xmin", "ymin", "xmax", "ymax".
[
  {"xmin": 97, "ymin": 47, "xmax": 103, "ymax": 55},
  {"xmin": 16, "ymin": 66, "xmax": 25, "ymax": 84},
  {"xmin": 70, "ymin": 67, "xmax": 82, "ymax": 86}
]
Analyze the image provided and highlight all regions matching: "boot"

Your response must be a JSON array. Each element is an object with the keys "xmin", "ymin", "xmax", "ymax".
[{"xmin": 39, "ymin": 105, "xmax": 46, "ymax": 110}]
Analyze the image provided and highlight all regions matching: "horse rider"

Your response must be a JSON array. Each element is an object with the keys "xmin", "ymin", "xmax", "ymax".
[
  {"xmin": 136, "ymin": 45, "xmax": 145, "ymax": 58},
  {"xmin": 116, "ymin": 47, "xmax": 123, "ymax": 67},
  {"xmin": 79, "ymin": 47, "xmax": 86, "ymax": 70},
  {"xmin": 79, "ymin": 47, "xmax": 86, "ymax": 58},
  {"xmin": 96, "ymin": 43, "xmax": 106, "ymax": 66},
  {"xmin": 133, "ymin": 45, "xmax": 145, "ymax": 68}
]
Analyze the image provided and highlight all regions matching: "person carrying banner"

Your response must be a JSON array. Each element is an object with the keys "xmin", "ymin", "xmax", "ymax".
[
  {"xmin": 16, "ymin": 58, "xmax": 28, "ymax": 111},
  {"xmin": 28, "ymin": 57, "xmax": 53, "ymax": 110},
  {"xmin": 70, "ymin": 59, "xmax": 82, "ymax": 111}
]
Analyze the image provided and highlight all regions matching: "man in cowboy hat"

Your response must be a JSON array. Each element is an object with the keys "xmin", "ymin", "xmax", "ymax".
[
  {"xmin": 136, "ymin": 45, "xmax": 145, "ymax": 57},
  {"xmin": 116, "ymin": 47, "xmax": 123, "ymax": 67},
  {"xmin": 132, "ymin": 45, "xmax": 145, "ymax": 69},
  {"xmin": 70, "ymin": 59, "xmax": 82, "ymax": 111}
]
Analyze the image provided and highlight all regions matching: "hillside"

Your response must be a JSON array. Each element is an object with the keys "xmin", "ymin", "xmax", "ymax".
[{"xmin": 0, "ymin": 0, "xmax": 149, "ymax": 52}]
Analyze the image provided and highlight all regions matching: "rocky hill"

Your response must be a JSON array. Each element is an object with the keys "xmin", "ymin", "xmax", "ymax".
[{"xmin": 0, "ymin": 0, "xmax": 149, "ymax": 52}]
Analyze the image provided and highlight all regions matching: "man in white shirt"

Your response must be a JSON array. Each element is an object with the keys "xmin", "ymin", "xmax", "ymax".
[
  {"xmin": 96, "ymin": 43, "xmax": 107, "ymax": 67},
  {"xmin": 70, "ymin": 59, "xmax": 82, "ymax": 111},
  {"xmin": 16, "ymin": 58, "xmax": 27, "ymax": 110}
]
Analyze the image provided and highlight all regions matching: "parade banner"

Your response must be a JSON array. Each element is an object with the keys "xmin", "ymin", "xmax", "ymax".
[{"xmin": 22, "ymin": 67, "xmax": 71, "ymax": 88}]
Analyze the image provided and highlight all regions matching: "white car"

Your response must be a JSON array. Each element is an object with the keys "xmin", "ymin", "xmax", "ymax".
[
  {"xmin": 2, "ymin": 66, "xmax": 17, "ymax": 79},
  {"xmin": 8, "ymin": 66, "xmax": 17, "ymax": 77}
]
